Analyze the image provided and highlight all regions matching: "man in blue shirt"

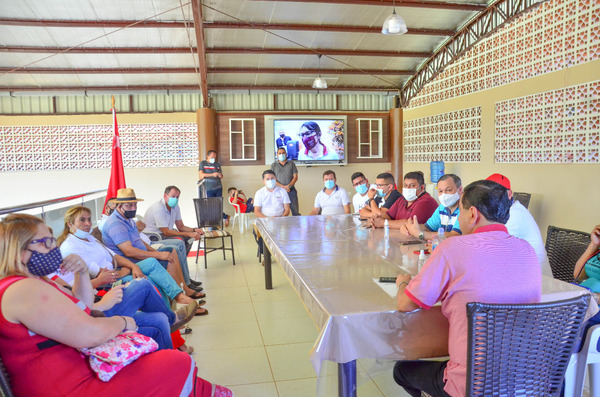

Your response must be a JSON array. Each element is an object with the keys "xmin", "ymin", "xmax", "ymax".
[{"xmin": 401, "ymin": 174, "xmax": 463, "ymax": 241}]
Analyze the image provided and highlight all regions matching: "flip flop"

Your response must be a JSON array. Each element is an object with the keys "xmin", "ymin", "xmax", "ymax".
[
  {"xmin": 177, "ymin": 344, "xmax": 194, "ymax": 354},
  {"xmin": 189, "ymin": 291, "xmax": 206, "ymax": 299},
  {"xmin": 195, "ymin": 307, "xmax": 209, "ymax": 316},
  {"xmin": 197, "ymin": 299, "xmax": 206, "ymax": 306}
]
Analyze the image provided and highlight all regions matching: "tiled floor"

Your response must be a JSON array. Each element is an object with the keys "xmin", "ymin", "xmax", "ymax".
[{"xmin": 181, "ymin": 228, "xmax": 409, "ymax": 397}]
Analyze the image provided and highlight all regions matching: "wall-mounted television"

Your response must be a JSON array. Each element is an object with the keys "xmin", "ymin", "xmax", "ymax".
[{"xmin": 264, "ymin": 115, "xmax": 347, "ymax": 166}]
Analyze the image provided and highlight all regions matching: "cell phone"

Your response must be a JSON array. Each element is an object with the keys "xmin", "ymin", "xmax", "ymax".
[
  {"xmin": 112, "ymin": 279, "xmax": 123, "ymax": 288},
  {"xmin": 378, "ymin": 277, "xmax": 397, "ymax": 283},
  {"xmin": 400, "ymin": 240, "xmax": 422, "ymax": 245}
]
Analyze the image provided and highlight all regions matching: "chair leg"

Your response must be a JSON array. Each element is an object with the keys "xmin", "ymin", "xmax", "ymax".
[
  {"xmin": 230, "ymin": 235, "xmax": 236, "ymax": 266},
  {"xmin": 204, "ymin": 242, "xmax": 208, "ymax": 269},
  {"xmin": 239, "ymin": 214, "xmax": 244, "ymax": 233},
  {"xmin": 590, "ymin": 363, "xmax": 600, "ymax": 397},
  {"xmin": 195, "ymin": 239, "xmax": 200, "ymax": 264},
  {"xmin": 221, "ymin": 236, "xmax": 226, "ymax": 260}
]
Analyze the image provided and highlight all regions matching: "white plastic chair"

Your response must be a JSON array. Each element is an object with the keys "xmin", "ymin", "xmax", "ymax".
[
  {"xmin": 565, "ymin": 324, "xmax": 600, "ymax": 397},
  {"xmin": 229, "ymin": 200, "xmax": 250, "ymax": 233}
]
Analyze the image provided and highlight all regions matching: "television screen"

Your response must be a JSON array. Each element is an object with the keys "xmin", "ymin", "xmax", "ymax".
[{"xmin": 272, "ymin": 118, "xmax": 345, "ymax": 164}]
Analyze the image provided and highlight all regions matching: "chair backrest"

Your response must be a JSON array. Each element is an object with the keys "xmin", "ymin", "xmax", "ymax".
[
  {"xmin": 545, "ymin": 226, "xmax": 591, "ymax": 283},
  {"xmin": 513, "ymin": 192, "xmax": 531, "ymax": 209},
  {"xmin": 227, "ymin": 198, "xmax": 242, "ymax": 214},
  {"xmin": 466, "ymin": 295, "xmax": 590, "ymax": 397},
  {"xmin": 0, "ymin": 356, "xmax": 14, "ymax": 397},
  {"xmin": 193, "ymin": 197, "xmax": 223, "ymax": 229}
]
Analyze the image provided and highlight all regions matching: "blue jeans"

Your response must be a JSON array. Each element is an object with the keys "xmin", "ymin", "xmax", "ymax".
[
  {"xmin": 103, "ymin": 278, "xmax": 175, "ymax": 350},
  {"xmin": 207, "ymin": 188, "xmax": 228, "ymax": 220},
  {"xmin": 126, "ymin": 257, "xmax": 184, "ymax": 304},
  {"xmin": 157, "ymin": 239, "xmax": 191, "ymax": 285}
]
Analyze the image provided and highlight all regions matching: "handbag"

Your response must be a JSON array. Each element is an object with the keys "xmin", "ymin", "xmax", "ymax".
[{"xmin": 80, "ymin": 330, "xmax": 158, "ymax": 381}]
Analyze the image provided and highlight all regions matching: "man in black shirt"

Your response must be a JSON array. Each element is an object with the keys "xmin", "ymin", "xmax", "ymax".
[{"xmin": 359, "ymin": 172, "xmax": 402, "ymax": 219}]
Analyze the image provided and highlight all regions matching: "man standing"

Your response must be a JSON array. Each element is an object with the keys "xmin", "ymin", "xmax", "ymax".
[
  {"xmin": 393, "ymin": 180, "xmax": 541, "ymax": 397},
  {"xmin": 486, "ymin": 173, "xmax": 551, "ymax": 275},
  {"xmin": 198, "ymin": 149, "xmax": 229, "ymax": 226},
  {"xmin": 254, "ymin": 170, "xmax": 291, "ymax": 218},
  {"xmin": 309, "ymin": 170, "xmax": 351, "ymax": 216},
  {"xmin": 359, "ymin": 172, "xmax": 402, "ymax": 219},
  {"xmin": 401, "ymin": 174, "xmax": 463, "ymax": 240},
  {"xmin": 276, "ymin": 130, "xmax": 292, "ymax": 149},
  {"xmin": 350, "ymin": 172, "xmax": 370, "ymax": 213},
  {"xmin": 143, "ymin": 185, "xmax": 204, "ymax": 289},
  {"xmin": 271, "ymin": 147, "xmax": 300, "ymax": 216}
]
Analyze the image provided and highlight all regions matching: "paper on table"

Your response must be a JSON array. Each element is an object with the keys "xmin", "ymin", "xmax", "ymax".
[{"xmin": 373, "ymin": 278, "xmax": 398, "ymax": 298}]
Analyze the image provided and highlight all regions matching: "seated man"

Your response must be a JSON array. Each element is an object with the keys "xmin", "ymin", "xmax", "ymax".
[
  {"xmin": 359, "ymin": 172, "xmax": 402, "ymax": 219},
  {"xmin": 102, "ymin": 188, "xmax": 207, "ymax": 305},
  {"xmin": 254, "ymin": 170, "xmax": 291, "ymax": 218},
  {"xmin": 486, "ymin": 173, "xmax": 551, "ymax": 275},
  {"xmin": 370, "ymin": 171, "xmax": 438, "ymax": 229},
  {"xmin": 401, "ymin": 174, "xmax": 463, "ymax": 241},
  {"xmin": 350, "ymin": 172, "xmax": 370, "ymax": 213},
  {"xmin": 228, "ymin": 187, "xmax": 254, "ymax": 213},
  {"xmin": 393, "ymin": 180, "xmax": 541, "ymax": 397},
  {"xmin": 309, "ymin": 170, "xmax": 351, "ymax": 216},
  {"xmin": 143, "ymin": 185, "xmax": 204, "ymax": 289}
]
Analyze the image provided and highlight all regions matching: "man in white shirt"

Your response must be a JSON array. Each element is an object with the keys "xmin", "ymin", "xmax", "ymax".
[
  {"xmin": 309, "ymin": 170, "xmax": 351, "ymax": 216},
  {"xmin": 486, "ymin": 173, "xmax": 552, "ymax": 276},
  {"xmin": 350, "ymin": 172, "xmax": 370, "ymax": 213},
  {"xmin": 254, "ymin": 170, "xmax": 291, "ymax": 218}
]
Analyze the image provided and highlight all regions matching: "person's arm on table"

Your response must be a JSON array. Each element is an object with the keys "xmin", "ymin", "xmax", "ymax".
[
  {"xmin": 396, "ymin": 274, "xmax": 420, "ymax": 312},
  {"xmin": 574, "ymin": 224, "xmax": 600, "ymax": 281},
  {"xmin": 254, "ymin": 206, "xmax": 267, "ymax": 218},
  {"xmin": 343, "ymin": 204, "xmax": 351, "ymax": 214},
  {"xmin": 309, "ymin": 207, "xmax": 320, "ymax": 216}
]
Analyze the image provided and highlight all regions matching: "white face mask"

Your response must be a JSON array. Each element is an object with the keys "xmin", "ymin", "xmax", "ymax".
[
  {"xmin": 265, "ymin": 179, "xmax": 276, "ymax": 189},
  {"xmin": 402, "ymin": 188, "xmax": 419, "ymax": 202},
  {"xmin": 439, "ymin": 192, "xmax": 460, "ymax": 208},
  {"xmin": 208, "ymin": 157, "xmax": 215, "ymax": 164}
]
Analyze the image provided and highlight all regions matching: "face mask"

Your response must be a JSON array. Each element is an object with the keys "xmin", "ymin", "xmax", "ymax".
[
  {"xmin": 324, "ymin": 180, "xmax": 335, "ymax": 190},
  {"xmin": 208, "ymin": 158, "xmax": 215, "ymax": 164},
  {"xmin": 73, "ymin": 228, "xmax": 90, "ymax": 239},
  {"xmin": 26, "ymin": 247, "xmax": 63, "ymax": 277},
  {"xmin": 265, "ymin": 179, "xmax": 277, "ymax": 190},
  {"xmin": 167, "ymin": 197, "xmax": 178, "ymax": 208},
  {"xmin": 403, "ymin": 188, "xmax": 419, "ymax": 202},
  {"xmin": 376, "ymin": 188, "xmax": 386, "ymax": 198},
  {"xmin": 122, "ymin": 209, "xmax": 137, "ymax": 219},
  {"xmin": 355, "ymin": 183, "xmax": 368, "ymax": 195},
  {"xmin": 302, "ymin": 135, "xmax": 318, "ymax": 150},
  {"xmin": 439, "ymin": 192, "xmax": 460, "ymax": 208},
  {"xmin": 278, "ymin": 154, "xmax": 287, "ymax": 162}
]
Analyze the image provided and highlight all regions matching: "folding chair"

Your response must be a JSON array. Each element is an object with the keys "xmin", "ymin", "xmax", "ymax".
[{"xmin": 193, "ymin": 197, "xmax": 235, "ymax": 269}]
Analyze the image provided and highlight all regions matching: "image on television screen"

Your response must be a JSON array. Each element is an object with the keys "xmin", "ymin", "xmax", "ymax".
[{"xmin": 273, "ymin": 119, "xmax": 345, "ymax": 163}]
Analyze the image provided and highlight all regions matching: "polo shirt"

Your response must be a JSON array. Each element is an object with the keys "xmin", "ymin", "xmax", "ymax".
[
  {"xmin": 313, "ymin": 185, "xmax": 350, "ymax": 215},
  {"xmin": 425, "ymin": 204, "xmax": 461, "ymax": 234},
  {"xmin": 270, "ymin": 160, "xmax": 298, "ymax": 186},
  {"xmin": 143, "ymin": 199, "xmax": 182, "ymax": 234},
  {"xmin": 352, "ymin": 192, "xmax": 370, "ymax": 213},
  {"xmin": 405, "ymin": 224, "xmax": 541, "ymax": 397},
  {"xmin": 386, "ymin": 192, "xmax": 438, "ymax": 223},
  {"xmin": 254, "ymin": 186, "xmax": 290, "ymax": 217},
  {"xmin": 101, "ymin": 210, "xmax": 147, "ymax": 256},
  {"xmin": 506, "ymin": 200, "xmax": 548, "ymax": 266},
  {"xmin": 198, "ymin": 160, "xmax": 223, "ymax": 192}
]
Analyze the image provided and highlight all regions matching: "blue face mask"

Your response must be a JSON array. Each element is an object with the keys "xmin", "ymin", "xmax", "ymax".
[
  {"xmin": 26, "ymin": 247, "xmax": 63, "ymax": 277},
  {"xmin": 73, "ymin": 228, "xmax": 90, "ymax": 239},
  {"xmin": 208, "ymin": 158, "xmax": 215, "ymax": 164},
  {"xmin": 376, "ymin": 188, "xmax": 385, "ymax": 198},
  {"xmin": 266, "ymin": 179, "xmax": 277, "ymax": 189},
  {"xmin": 355, "ymin": 183, "xmax": 368, "ymax": 195},
  {"xmin": 324, "ymin": 180, "xmax": 335, "ymax": 190},
  {"xmin": 278, "ymin": 154, "xmax": 287, "ymax": 162},
  {"xmin": 167, "ymin": 197, "xmax": 178, "ymax": 208}
]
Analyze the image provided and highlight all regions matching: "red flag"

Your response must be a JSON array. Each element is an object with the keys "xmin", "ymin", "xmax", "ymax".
[{"xmin": 102, "ymin": 100, "xmax": 126, "ymax": 213}]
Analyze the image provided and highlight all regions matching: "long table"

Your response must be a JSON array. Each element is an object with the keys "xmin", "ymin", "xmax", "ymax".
[{"xmin": 255, "ymin": 214, "xmax": 598, "ymax": 397}]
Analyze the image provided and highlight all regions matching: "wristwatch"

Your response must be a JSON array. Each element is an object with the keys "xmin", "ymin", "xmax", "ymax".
[{"xmin": 418, "ymin": 231, "xmax": 425, "ymax": 240}]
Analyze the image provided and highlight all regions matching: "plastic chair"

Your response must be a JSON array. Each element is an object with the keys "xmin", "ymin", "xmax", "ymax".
[
  {"xmin": 0, "ymin": 356, "xmax": 14, "ymax": 397},
  {"xmin": 513, "ymin": 191, "xmax": 531, "ymax": 209},
  {"xmin": 565, "ymin": 324, "xmax": 600, "ymax": 397},
  {"xmin": 228, "ymin": 200, "xmax": 250, "ymax": 233},
  {"xmin": 466, "ymin": 295, "xmax": 590, "ymax": 397},
  {"xmin": 545, "ymin": 226, "xmax": 591, "ymax": 283},
  {"xmin": 193, "ymin": 197, "xmax": 235, "ymax": 269}
]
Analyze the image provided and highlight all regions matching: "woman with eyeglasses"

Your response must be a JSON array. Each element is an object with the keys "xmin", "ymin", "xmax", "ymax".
[
  {"xmin": 297, "ymin": 121, "xmax": 340, "ymax": 161},
  {"xmin": 0, "ymin": 213, "xmax": 232, "ymax": 396}
]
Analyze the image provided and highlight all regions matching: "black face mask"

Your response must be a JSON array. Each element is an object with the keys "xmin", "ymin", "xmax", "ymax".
[{"xmin": 122, "ymin": 209, "xmax": 137, "ymax": 219}]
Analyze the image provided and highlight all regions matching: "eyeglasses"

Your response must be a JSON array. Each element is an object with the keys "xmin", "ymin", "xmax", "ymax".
[
  {"xmin": 29, "ymin": 236, "xmax": 57, "ymax": 249},
  {"xmin": 352, "ymin": 181, "xmax": 366, "ymax": 187},
  {"xmin": 299, "ymin": 131, "xmax": 317, "ymax": 138},
  {"xmin": 376, "ymin": 184, "xmax": 389, "ymax": 188}
]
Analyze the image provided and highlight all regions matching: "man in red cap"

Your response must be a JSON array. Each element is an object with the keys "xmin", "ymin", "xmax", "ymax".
[{"xmin": 486, "ymin": 173, "xmax": 551, "ymax": 275}]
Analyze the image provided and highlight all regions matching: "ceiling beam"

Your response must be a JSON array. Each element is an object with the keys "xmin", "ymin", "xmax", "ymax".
[
  {"xmin": 0, "ymin": 84, "xmax": 398, "ymax": 93},
  {"xmin": 1, "ymin": 67, "xmax": 413, "ymax": 76},
  {"xmin": 250, "ymin": 0, "xmax": 486, "ymax": 11},
  {"xmin": 0, "ymin": 18, "xmax": 454, "ymax": 37},
  {"xmin": 0, "ymin": 46, "xmax": 431, "ymax": 58},
  {"xmin": 191, "ymin": 0, "xmax": 209, "ymax": 107}
]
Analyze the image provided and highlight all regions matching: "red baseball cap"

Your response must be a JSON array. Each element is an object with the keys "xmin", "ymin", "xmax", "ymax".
[{"xmin": 486, "ymin": 173, "xmax": 511, "ymax": 190}]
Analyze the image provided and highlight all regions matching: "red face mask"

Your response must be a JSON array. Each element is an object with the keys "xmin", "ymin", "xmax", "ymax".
[{"xmin": 302, "ymin": 134, "xmax": 318, "ymax": 150}]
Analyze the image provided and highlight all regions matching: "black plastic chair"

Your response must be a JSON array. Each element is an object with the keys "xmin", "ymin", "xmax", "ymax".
[
  {"xmin": 193, "ymin": 198, "xmax": 235, "ymax": 269},
  {"xmin": 513, "ymin": 192, "xmax": 531, "ymax": 209},
  {"xmin": 466, "ymin": 295, "xmax": 590, "ymax": 397},
  {"xmin": 0, "ymin": 356, "xmax": 14, "ymax": 397},
  {"xmin": 545, "ymin": 226, "xmax": 591, "ymax": 283}
]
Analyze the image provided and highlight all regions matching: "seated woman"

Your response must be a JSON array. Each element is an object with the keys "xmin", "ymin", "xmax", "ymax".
[
  {"xmin": 0, "ymin": 213, "xmax": 231, "ymax": 396},
  {"xmin": 54, "ymin": 206, "xmax": 207, "ymax": 315}
]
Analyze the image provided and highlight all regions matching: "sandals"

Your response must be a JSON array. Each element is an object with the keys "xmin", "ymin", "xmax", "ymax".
[
  {"xmin": 188, "ymin": 291, "xmax": 206, "ymax": 299},
  {"xmin": 177, "ymin": 344, "xmax": 194, "ymax": 354},
  {"xmin": 195, "ymin": 307, "xmax": 209, "ymax": 316}
]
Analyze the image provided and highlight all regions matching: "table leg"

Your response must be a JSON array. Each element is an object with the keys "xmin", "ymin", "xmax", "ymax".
[
  {"xmin": 264, "ymin": 245, "xmax": 272, "ymax": 290},
  {"xmin": 337, "ymin": 360, "xmax": 357, "ymax": 397}
]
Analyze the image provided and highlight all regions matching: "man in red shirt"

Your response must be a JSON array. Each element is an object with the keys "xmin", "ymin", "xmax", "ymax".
[
  {"xmin": 392, "ymin": 180, "xmax": 541, "ymax": 397},
  {"xmin": 369, "ymin": 171, "xmax": 438, "ymax": 229}
]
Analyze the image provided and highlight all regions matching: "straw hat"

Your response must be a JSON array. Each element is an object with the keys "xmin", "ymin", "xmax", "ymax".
[{"xmin": 109, "ymin": 188, "xmax": 144, "ymax": 203}]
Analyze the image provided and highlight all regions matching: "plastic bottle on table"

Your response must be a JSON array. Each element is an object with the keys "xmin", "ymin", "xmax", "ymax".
[
  {"xmin": 432, "ymin": 227, "xmax": 445, "ymax": 251},
  {"xmin": 418, "ymin": 249, "xmax": 426, "ymax": 272},
  {"xmin": 384, "ymin": 219, "xmax": 389, "ymax": 239}
]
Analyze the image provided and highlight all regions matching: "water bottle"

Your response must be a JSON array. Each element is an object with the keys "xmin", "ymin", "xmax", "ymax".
[
  {"xmin": 432, "ymin": 227, "xmax": 445, "ymax": 251},
  {"xmin": 418, "ymin": 249, "xmax": 426, "ymax": 272},
  {"xmin": 430, "ymin": 161, "xmax": 445, "ymax": 183},
  {"xmin": 384, "ymin": 219, "xmax": 389, "ymax": 239}
]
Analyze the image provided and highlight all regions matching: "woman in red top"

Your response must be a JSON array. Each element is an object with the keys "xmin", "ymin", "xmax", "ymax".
[{"xmin": 0, "ymin": 213, "xmax": 231, "ymax": 397}]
